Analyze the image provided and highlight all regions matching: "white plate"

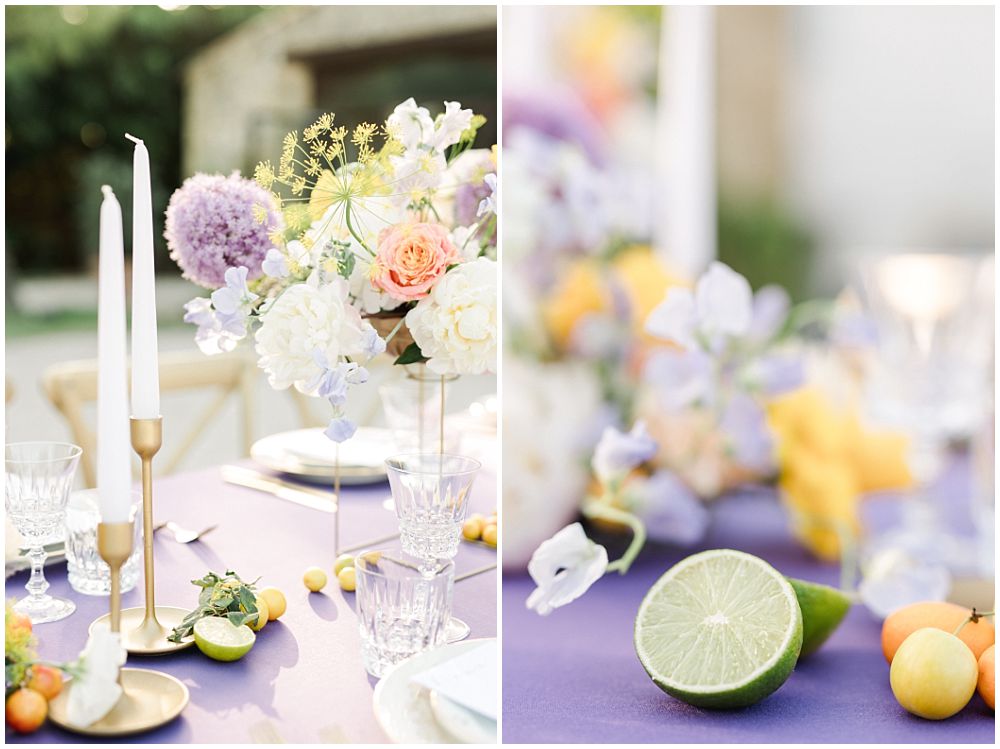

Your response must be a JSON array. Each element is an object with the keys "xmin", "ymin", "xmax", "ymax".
[
  {"xmin": 373, "ymin": 638, "xmax": 498, "ymax": 744},
  {"xmin": 250, "ymin": 427, "xmax": 392, "ymax": 485}
]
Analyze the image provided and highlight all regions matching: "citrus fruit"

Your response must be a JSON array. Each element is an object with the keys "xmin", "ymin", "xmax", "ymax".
[
  {"xmin": 462, "ymin": 517, "xmax": 483, "ymax": 541},
  {"xmin": 337, "ymin": 566, "xmax": 356, "ymax": 592},
  {"xmin": 27, "ymin": 665, "xmax": 63, "ymax": 701},
  {"xmin": 482, "ymin": 523, "xmax": 498, "ymax": 548},
  {"xmin": 634, "ymin": 549, "xmax": 803, "ymax": 708},
  {"xmin": 259, "ymin": 587, "xmax": 286, "ymax": 621},
  {"xmin": 5, "ymin": 688, "xmax": 47, "ymax": 733},
  {"xmin": 890, "ymin": 628, "xmax": 977, "ymax": 719},
  {"xmin": 303, "ymin": 567, "xmax": 327, "ymax": 592},
  {"xmin": 334, "ymin": 554, "xmax": 355, "ymax": 576},
  {"xmin": 978, "ymin": 645, "xmax": 994, "ymax": 710},
  {"xmin": 193, "ymin": 617, "xmax": 256, "ymax": 662},
  {"xmin": 882, "ymin": 602, "xmax": 994, "ymax": 662},
  {"xmin": 248, "ymin": 595, "xmax": 268, "ymax": 631},
  {"xmin": 787, "ymin": 577, "xmax": 852, "ymax": 657}
]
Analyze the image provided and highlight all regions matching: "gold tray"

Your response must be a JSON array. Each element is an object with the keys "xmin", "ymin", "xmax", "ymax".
[{"xmin": 49, "ymin": 667, "xmax": 189, "ymax": 737}]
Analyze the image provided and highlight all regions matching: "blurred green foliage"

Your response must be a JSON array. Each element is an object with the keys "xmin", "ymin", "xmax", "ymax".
[
  {"xmin": 718, "ymin": 195, "xmax": 815, "ymax": 301},
  {"xmin": 5, "ymin": 5, "xmax": 260, "ymax": 279}
]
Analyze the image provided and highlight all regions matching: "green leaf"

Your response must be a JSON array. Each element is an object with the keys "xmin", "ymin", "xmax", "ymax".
[{"xmin": 394, "ymin": 342, "xmax": 428, "ymax": 366}]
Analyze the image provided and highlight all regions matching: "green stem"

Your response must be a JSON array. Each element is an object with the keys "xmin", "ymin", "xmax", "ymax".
[
  {"xmin": 344, "ymin": 200, "xmax": 374, "ymax": 256},
  {"xmin": 954, "ymin": 609, "xmax": 995, "ymax": 636},
  {"xmin": 582, "ymin": 501, "xmax": 647, "ymax": 575},
  {"xmin": 384, "ymin": 316, "xmax": 406, "ymax": 344}
]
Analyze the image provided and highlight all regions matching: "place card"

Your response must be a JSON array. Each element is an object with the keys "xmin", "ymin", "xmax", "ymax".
[{"xmin": 411, "ymin": 641, "xmax": 497, "ymax": 721}]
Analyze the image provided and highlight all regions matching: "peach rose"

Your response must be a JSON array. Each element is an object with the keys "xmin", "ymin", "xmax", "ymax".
[{"xmin": 371, "ymin": 223, "xmax": 459, "ymax": 302}]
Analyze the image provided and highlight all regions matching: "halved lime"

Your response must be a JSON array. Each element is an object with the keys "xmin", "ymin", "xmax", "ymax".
[
  {"xmin": 634, "ymin": 549, "xmax": 803, "ymax": 708},
  {"xmin": 193, "ymin": 617, "xmax": 256, "ymax": 662},
  {"xmin": 787, "ymin": 577, "xmax": 851, "ymax": 657}
]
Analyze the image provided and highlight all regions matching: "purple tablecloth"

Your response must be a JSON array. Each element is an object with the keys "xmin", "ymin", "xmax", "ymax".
[
  {"xmin": 8, "ymin": 456, "xmax": 497, "ymax": 744},
  {"xmin": 502, "ymin": 481, "xmax": 995, "ymax": 743}
]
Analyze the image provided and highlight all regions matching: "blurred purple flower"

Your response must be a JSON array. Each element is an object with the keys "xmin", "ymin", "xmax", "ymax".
[
  {"xmin": 592, "ymin": 421, "xmax": 658, "ymax": 483},
  {"xmin": 747, "ymin": 285, "xmax": 791, "ymax": 344},
  {"xmin": 360, "ymin": 327, "xmax": 387, "ymax": 357},
  {"xmin": 324, "ymin": 416, "xmax": 357, "ymax": 443},
  {"xmin": 165, "ymin": 172, "xmax": 281, "ymax": 289},
  {"xmin": 720, "ymin": 394, "xmax": 775, "ymax": 473},
  {"xmin": 629, "ymin": 470, "xmax": 710, "ymax": 546},
  {"xmin": 643, "ymin": 348, "xmax": 714, "ymax": 409},
  {"xmin": 182, "ymin": 297, "xmax": 246, "ymax": 355},
  {"xmin": 210, "ymin": 266, "xmax": 257, "ymax": 314},
  {"xmin": 477, "ymin": 173, "xmax": 497, "ymax": 218},
  {"xmin": 747, "ymin": 354, "xmax": 805, "ymax": 396},
  {"xmin": 503, "ymin": 90, "xmax": 607, "ymax": 166},
  {"xmin": 262, "ymin": 248, "xmax": 289, "ymax": 279}
]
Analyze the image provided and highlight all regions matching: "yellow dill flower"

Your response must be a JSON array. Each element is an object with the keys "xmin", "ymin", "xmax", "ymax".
[
  {"xmin": 352, "ymin": 122, "xmax": 377, "ymax": 148},
  {"xmin": 316, "ymin": 113, "xmax": 335, "ymax": 131},
  {"xmin": 251, "ymin": 203, "xmax": 268, "ymax": 224},
  {"xmin": 490, "ymin": 144, "xmax": 498, "ymax": 167},
  {"xmin": 254, "ymin": 161, "xmax": 275, "ymax": 190},
  {"xmin": 304, "ymin": 157, "xmax": 322, "ymax": 177}
]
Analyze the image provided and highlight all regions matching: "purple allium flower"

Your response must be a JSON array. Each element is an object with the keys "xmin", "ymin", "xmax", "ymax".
[{"xmin": 165, "ymin": 172, "xmax": 281, "ymax": 289}]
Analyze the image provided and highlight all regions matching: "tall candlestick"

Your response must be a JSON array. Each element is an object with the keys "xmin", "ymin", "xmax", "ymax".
[
  {"xmin": 654, "ymin": 6, "xmax": 717, "ymax": 277},
  {"xmin": 126, "ymin": 133, "xmax": 160, "ymax": 419},
  {"xmin": 97, "ymin": 186, "xmax": 132, "ymax": 523}
]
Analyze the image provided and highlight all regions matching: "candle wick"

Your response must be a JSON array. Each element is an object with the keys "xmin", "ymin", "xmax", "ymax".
[
  {"xmin": 124, "ymin": 133, "xmax": 143, "ymax": 145},
  {"xmin": 101, "ymin": 185, "xmax": 114, "ymax": 198}
]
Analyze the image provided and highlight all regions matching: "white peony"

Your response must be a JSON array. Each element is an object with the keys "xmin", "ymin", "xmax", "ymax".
[
  {"xmin": 405, "ymin": 257, "xmax": 497, "ymax": 376},
  {"xmin": 66, "ymin": 624, "xmax": 126, "ymax": 728},
  {"xmin": 254, "ymin": 278, "xmax": 371, "ymax": 394}
]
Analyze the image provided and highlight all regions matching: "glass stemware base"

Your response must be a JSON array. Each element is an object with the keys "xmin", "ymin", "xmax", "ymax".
[{"xmin": 12, "ymin": 587, "xmax": 76, "ymax": 624}]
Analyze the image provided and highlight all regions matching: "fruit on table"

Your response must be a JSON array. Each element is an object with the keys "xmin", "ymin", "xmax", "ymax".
[
  {"xmin": 5, "ymin": 688, "xmax": 47, "ymax": 734},
  {"xmin": 337, "ymin": 566, "xmax": 356, "ymax": 592},
  {"xmin": 882, "ymin": 602, "xmax": 995, "ymax": 663},
  {"xmin": 9, "ymin": 611, "xmax": 32, "ymax": 635},
  {"xmin": 462, "ymin": 516, "xmax": 484, "ymax": 541},
  {"xmin": 482, "ymin": 523, "xmax": 498, "ymax": 548},
  {"xmin": 248, "ymin": 595, "xmax": 269, "ymax": 631},
  {"xmin": 303, "ymin": 567, "xmax": 328, "ymax": 592},
  {"xmin": 193, "ymin": 617, "xmax": 256, "ymax": 662},
  {"xmin": 978, "ymin": 645, "xmax": 995, "ymax": 710},
  {"xmin": 27, "ymin": 664, "xmax": 63, "ymax": 701},
  {"xmin": 890, "ymin": 627, "xmax": 978, "ymax": 719},
  {"xmin": 259, "ymin": 587, "xmax": 287, "ymax": 621},
  {"xmin": 787, "ymin": 577, "xmax": 852, "ymax": 657},
  {"xmin": 334, "ymin": 554, "xmax": 355, "ymax": 576},
  {"xmin": 634, "ymin": 549, "xmax": 803, "ymax": 708}
]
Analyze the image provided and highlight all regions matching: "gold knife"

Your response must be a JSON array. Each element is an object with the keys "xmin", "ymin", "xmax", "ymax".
[{"xmin": 220, "ymin": 465, "xmax": 336, "ymax": 513}]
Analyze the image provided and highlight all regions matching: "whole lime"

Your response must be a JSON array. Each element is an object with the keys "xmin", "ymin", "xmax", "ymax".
[{"xmin": 787, "ymin": 577, "xmax": 851, "ymax": 657}]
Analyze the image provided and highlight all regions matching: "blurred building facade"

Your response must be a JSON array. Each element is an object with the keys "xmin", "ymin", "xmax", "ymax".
[{"xmin": 183, "ymin": 4, "xmax": 497, "ymax": 176}]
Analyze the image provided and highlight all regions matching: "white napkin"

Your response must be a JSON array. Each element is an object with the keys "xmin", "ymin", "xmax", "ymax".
[{"xmin": 411, "ymin": 641, "xmax": 497, "ymax": 721}]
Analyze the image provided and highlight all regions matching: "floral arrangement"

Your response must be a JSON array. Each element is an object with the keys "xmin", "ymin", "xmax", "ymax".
[
  {"xmin": 523, "ymin": 262, "xmax": 916, "ymax": 617},
  {"xmin": 175, "ymin": 99, "xmax": 498, "ymax": 442}
]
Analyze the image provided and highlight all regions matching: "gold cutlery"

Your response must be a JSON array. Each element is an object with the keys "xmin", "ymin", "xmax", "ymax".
[{"xmin": 220, "ymin": 464, "xmax": 336, "ymax": 513}]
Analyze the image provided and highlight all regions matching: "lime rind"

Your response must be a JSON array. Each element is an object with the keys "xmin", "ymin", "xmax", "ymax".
[
  {"xmin": 634, "ymin": 549, "xmax": 803, "ymax": 708},
  {"xmin": 787, "ymin": 577, "xmax": 851, "ymax": 657},
  {"xmin": 194, "ymin": 616, "xmax": 256, "ymax": 662}
]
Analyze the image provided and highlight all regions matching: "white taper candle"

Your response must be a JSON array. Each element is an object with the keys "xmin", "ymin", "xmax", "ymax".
[
  {"xmin": 126, "ymin": 133, "xmax": 160, "ymax": 419},
  {"xmin": 97, "ymin": 186, "xmax": 132, "ymax": 523}
]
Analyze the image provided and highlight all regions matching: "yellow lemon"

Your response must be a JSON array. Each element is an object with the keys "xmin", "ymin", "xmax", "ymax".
[
  {"xmin": 303, "ymin": 567, "xmax": 327, "ymax": 593},
  {"xmin": 249, "ymin": 595, "xmax": 269, "ymax": 631},
  {"xmin": 333, "ymin": 554, "xmax": 354, "ymax": 576},
  {"xmin": 259, "ymin": 587, "xmax": 286, "ymax": 621},
  {"xmin": 890, "ymin": 628, "xmax": 977, "ymax": 719},
  {"xmin": 462, "ymin": 517, "xmax": 484, "ymax": 541},
  {"xmin": 482, "ymin": 523, "xmax": 498, "ymax": 548},
  {"xmin": 337, "ymin": 567, "xmax": 356, "ymax": 592}
]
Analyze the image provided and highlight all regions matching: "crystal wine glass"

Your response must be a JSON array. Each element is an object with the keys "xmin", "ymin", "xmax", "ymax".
[
  {"xmin": 385, "ymin": 452, "xmax": 481, "ymax": 642},
  {"xmin": 856, "ymin": 251, "xmax": 993, "ymax": 571},
  {"xmin": 6, "ymin": 442, "xmax": 83, "ymax": 623}
]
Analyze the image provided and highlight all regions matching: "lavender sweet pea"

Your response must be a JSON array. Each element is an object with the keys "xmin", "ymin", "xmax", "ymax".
[{"xmin": 591, "ymin": 421, "xmax": 657, "ymax": 484}]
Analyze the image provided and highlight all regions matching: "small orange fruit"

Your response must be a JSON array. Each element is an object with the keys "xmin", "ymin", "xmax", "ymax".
[
  {"xmin": 27, "ymin": 665, "xmax": 63, "ymax": 701},
  {"xmin": 5, "ymin": 688, "xmax": 47, "ymax": 733},
  {"xmin": 978, "ymin": 645, "xmax": 995, "ymax": 710},
  {"xmin": 882, "ymin": 602, "xmax": 994, "ymax": 663}
]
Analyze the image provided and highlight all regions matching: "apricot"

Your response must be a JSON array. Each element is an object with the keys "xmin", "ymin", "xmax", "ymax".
[
  {"xmin": 882, "ymin": 602, "xmax": 994, "ymax": 663},
  {"xmin": 27, "ymin": 664, "xmax": 63, "ymax": 701},
  {"xmin": 978, "ymin": 645, "xmax": 994, "ymax": 710},
  {"xmin": 5, "ymin": 688, "xmax": 47, "ymax": 733}
]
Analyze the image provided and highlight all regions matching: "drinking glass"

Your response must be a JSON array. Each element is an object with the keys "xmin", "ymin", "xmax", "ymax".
[
  {"xmin": 5, "ymin": 442, "xmax": 83, "ymax": 623},
  {"xmin": 856, "ymin": 251, "xmax": 994, "ymax": 571},
  {"xmin": 65, "ymin": 489, "xmax": 143, "ymax": 596},
  {"xmin": 354, "ymin": 550, "xmax": 454, "ymax": 678},
  {"xmin": 378, "ymin": 374, "xmax": 461, "ymax": 453},
  {"xmin": 385, "ymin": 453, "xmax": 480, "ymax": 642}
]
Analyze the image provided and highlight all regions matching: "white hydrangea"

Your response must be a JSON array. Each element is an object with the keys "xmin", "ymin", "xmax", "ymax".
[
  {"xmin": 405, "ymin": 257, "xmax": 497, "ymax": 375},
  {"xmin": 254, "ymin": 278, "xmax": 370, "ymax": 393}
]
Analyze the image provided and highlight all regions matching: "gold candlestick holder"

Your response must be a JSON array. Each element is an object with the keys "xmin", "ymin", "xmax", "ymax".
[
  {"xmin": 49, "ymin": 521, "xmax": 189, "ymax": 736},
  {"xmin": 90, "ymin": 417, "xmax": 192, "ymax": 654}
]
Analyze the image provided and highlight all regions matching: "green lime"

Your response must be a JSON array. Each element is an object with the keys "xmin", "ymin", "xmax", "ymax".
[
  {"xmin": 194, "ymin": 617, "xmax": 256, "ymax": 662},
  {"xmin": 786, "ymin": 577, "xmax": 851, "ymax": 657},
  {"xmin": 634, "ymin": 549, "xmax": 803, "ymax": 708}
]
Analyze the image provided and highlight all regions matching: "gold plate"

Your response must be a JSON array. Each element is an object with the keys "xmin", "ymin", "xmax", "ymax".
[
  {"xmin": 48, "ymin": 667, "xmax": 189, "ymax": 737},
  {"xmin": 89, "ymin": 606, "xmax": 194, "ymax": 655}
]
